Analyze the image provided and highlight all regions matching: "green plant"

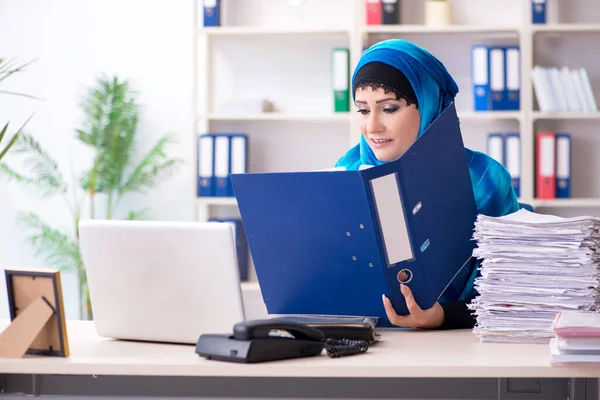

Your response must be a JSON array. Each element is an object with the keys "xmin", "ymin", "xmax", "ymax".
[
  {"xmin": 0, "ymin": 58, "xmax": 37, "ymax": 163},
  {"xmin": 1, "ymin": 76, "xmax": 183, "ymax": 319}
]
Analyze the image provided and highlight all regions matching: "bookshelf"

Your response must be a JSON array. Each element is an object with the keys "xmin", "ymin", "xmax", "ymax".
[{"xmin": 193, "ymin": 0, "xmax": 600, "ymax": 283}]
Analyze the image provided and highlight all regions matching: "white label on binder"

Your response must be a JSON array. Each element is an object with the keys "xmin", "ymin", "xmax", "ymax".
[
  {"xmin": 333, "ymin": 50, "xmax": 349, "ymax": 91},
  {"xmin": 506, "ymin": 48, "xmax": 520, "ymax": 90},
  {"xmin": 490, "ymin": 48, "xmax": 505, "ymax": 91},
  {"xmin": 214, "ymin": 135, "xmax": 229, "ymax": 178},
  {"xmin": 540, "ymin": 136, "xmax": 555, "ymax": 176},
  {"xmin": 488, "ymin": 135, "xmax": 504, "ymax": 165},
  {"xmin": 505, "ymin": 135, "xmax": 521, "ymax": 177},
  {"xmin": 370, "ymin": 173, "xmax": 413, "ymax": 265},
  {"xmin": 230, "ymin": 136, "xmax": 247, "ymax": 174},
  {"xmin": 472, "ymin": 46, "xmax": 488, "ymax": 85},
  {"xmin": 204, "ymin": 0, "xmax": 217, "ymax": 7},
  {"xmin": 382, "ymin": 0, "xmax": 397, "ymax": 3},
  {"xmin": 199, "ymin": 135, "xmax": 213, "ymax": 177},
  {"xmin": 557, "ymin": 136, "xmax": 570, "ymax": 179}
]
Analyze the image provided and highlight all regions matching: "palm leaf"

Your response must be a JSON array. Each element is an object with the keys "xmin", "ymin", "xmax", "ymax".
[
  {"xmin": 78, "ymin": 76, "xmax": 139, "ymax": 194},
  {"xmin": 17, "ymin": 211, "xmax": 82, "ymax": 272},
  {"xmin": 11, "ymin": 132, "xmax": 68, "ymax": 196},
  {"xmin": 126, "ymin": 209, "xmax": 151, "ymax": 220},
  {"xmin": 0, "ymin": 163, "xmax": 62, "ymax": 198},
  {"xmin": 120, "ymin": 134, "xmax": 182, "ymax": 194},
  {"xmin": 0, "ymin": 114, "xmax": 33, "ymax": 162}
]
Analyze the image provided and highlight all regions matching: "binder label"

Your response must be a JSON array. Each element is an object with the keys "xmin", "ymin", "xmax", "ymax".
[
  {"xmin": 540, "ymin": 136, "xmax": 555, "ymax": 176},
  {"xmin": 369, "ymin": 173, "xmax": 413, "ymax": 266}
]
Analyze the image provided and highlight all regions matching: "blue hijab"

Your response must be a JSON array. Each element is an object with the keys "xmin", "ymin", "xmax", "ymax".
[{"xmin": 335, "ymin": 39, "xmax": 520, "ymax": 302}]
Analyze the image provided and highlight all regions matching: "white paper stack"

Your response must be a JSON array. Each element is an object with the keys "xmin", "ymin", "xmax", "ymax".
[
  {"xmin": 468, "ymin": 209, "xmax": 600, "ymax": 343},
  {"xmin": 550, "ymin": 311, "xmax": 600, "ymax": 365}
]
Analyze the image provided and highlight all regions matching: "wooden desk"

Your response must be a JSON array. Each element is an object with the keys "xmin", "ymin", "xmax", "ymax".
[{"xmin": 0, "ymin": 320, "xmax": 598, "ymax": 399}]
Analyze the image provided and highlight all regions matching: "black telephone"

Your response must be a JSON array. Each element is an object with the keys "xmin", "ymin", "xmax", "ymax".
[{"xmin": 196, "ymin": 319, "xmax": 371, "ymax": 363}]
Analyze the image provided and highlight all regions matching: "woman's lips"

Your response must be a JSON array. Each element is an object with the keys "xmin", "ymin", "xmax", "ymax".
[{"xmin": 370, "ymin": 138, "xmax": 393, "ymax": 149}]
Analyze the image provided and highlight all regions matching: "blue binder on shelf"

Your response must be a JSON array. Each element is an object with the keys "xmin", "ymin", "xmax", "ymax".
[
  {"xmin": 228, "ymin": 133, "xmax": 248, "ymax": 197},
  {"xmin": 197, "ymin": 134, "xmax": 215, "ymax": 197},
  {"xmin": 505, "ymin": 132, "xmax": 521, "ymax": 198},
  {"xmin": 471, "ymin": 45, "xmax": 490, "ymax": 111},
  {"xmin": 489, "ymin": 46, "xmax": 505, "ymax": 110},
  {"xmin": 214, "ymin": 134, "xmax": 231, "ymax": 197},
  {"xmin": 556, "ymin": 132, "xmax": 571, "ymax": 198},
  {"xmin": 504, "ymin": 46, "xmax": 521, "ymax": 111},
  {"xmin": 203, "ymin": 0, "xmax": 221, "ymax": 27},
  {"xmin": 532, "ymin": 0, "xmax": 546, "ymax": 24},
  {"xmin": 230, "ymin": 102, "xmax": 478, "ymax": 326}
]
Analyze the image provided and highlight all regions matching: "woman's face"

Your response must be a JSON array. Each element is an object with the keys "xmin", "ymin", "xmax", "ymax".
[{"xmin": 355, "ymin": 86, "xmax": 420, "ymax": 162}]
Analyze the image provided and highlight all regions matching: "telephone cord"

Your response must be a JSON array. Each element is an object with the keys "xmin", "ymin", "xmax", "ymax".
[{"xmin": 323, "ymin": 338, "xmax": 369, "ymax": 358}]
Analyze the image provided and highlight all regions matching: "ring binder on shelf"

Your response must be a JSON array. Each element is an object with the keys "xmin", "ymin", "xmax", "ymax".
[{"xmin": 231, "ymin": 103, "xmax": 477, "ymax": 325}]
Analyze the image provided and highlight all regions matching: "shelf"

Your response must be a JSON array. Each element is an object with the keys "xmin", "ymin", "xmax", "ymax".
[
  {"xmin": 533, "ymin": 24, "xmax": 600, "ymax": 33},
  {"xmin": 362, "ymin": 24, "xmax": 520, "ymax": 35},
  {"xmin": 533, "ymin": 112, "xmax": 600, "ymax": 120},
  {"xmin": 458, "ymin": 111, "xmax": 523, "ymax": 121},
  {"xmin": 196, "ymin": 197, "xmax": 237, "ymax": 206},
  {"xmin": 531, "ymin": 198, "xmax": 600, "ymax": 208},
  {"xmin": 206, "ymin": 112, "xmax": 352, "ymax": 123},
  {"xmin": 199, "ymin": 27, "xmax": 350, "ymax": 37}
]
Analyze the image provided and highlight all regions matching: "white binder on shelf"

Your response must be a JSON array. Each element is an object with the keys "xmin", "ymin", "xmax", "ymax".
[
  {"xmin": 549, "ymin": 67, "xmax": 569, "ymax": 112},
  {"xmin": 578, "ymin": 68, "xmax": 598, "ymax": 113},
  {"xmin": 560, "ymin": 67, "xmax": 582, "ymax": 112}
]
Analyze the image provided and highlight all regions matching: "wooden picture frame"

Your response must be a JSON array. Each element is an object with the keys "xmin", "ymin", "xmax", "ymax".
[{"xmin": 0, "ymin": 267, "xmax": 70, "ymax": 358}]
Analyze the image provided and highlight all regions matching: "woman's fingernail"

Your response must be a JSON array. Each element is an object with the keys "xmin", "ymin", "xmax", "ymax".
[{"xmin": 401, "ymin": 284, "xmax": 408, "ymax": 294}]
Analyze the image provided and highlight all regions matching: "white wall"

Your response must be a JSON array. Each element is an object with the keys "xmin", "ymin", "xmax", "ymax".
[{"xmin": 0, "ymin": 0, "xmax": 194, "ymax": 319}]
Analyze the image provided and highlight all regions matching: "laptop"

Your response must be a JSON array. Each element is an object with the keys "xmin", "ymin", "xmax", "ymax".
[{"xmin": 78, "ymin": 219, "xmax": 246, "ymax": 344}]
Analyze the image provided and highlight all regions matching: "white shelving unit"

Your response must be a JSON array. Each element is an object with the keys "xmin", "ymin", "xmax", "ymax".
[{"xmin": 193, "ymin": 0, "xmax": 600, "ymax": 283}]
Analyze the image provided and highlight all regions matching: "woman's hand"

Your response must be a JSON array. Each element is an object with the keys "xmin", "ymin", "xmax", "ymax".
[{"xmin": 382, "ymin": 284, "xmax": 445, "ymax": 329}]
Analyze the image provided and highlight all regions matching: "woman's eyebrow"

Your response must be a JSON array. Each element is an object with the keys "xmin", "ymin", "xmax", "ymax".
[{"xmin": 355, "ymin": 97, "xmax": 397, "ymax": 105}]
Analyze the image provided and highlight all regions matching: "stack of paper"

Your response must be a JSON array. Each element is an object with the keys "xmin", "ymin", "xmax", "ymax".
[
  {"xmin": 468, "ymin": 209, "xmax": 600, "ymax": 343},
  {"xmin": 550, "ymin": 311, "xmax": 600, "ymax": 365}
]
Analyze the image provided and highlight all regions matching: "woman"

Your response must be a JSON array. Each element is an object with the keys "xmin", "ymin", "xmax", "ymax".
[{"xmin": 335, "ymin": 39, "xmax": 520, "ymax": 330}]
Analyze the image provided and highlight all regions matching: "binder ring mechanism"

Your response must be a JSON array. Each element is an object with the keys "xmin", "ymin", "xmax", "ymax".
[{"xmin": 397, "ymin": 269, "xmax": 413, "ymax": 284}]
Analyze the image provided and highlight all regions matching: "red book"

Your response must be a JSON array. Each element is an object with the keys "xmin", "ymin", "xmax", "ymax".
[
  {"xmin": 536, "ymin": 131, "xmax": 556, "ymax": 199},
  {"xmin": 366, "ymin": 0, "xmax": 382, "ymax": 25}
]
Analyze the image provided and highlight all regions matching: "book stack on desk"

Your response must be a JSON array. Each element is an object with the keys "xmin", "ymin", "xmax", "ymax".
[
  {"xmin": 550, "ymin": 311, "xmax": 600, "ymax": 365},
  {"xmin": 469, "ymin": 209, "xmax": 600, "ymax": 343}
]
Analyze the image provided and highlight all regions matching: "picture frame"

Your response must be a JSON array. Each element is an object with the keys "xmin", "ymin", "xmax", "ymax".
[{"xmin": 0, "ymin": 267, "xmax": 70, "ymax": 358}]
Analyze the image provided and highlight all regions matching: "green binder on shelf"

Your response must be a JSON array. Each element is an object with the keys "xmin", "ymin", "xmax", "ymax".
[{"xmin": 332, "ymin": 47, "xmax": 350, "ymax": 113}]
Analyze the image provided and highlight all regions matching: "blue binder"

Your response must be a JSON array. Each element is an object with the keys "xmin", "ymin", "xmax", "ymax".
[
  {"xmin": 505, "ymin": 132, "xmax": 521, "ymax": 198},
  {"xmin": 197, "ymin": 134, "xmax": 215, "ymax": 197},
  {"xmin": 532, "ymin": 0, "xmax": 546, "ymax": 24},
  {"xmin": 471, "ymin": 45, "xmax": 490, "ymax": 111},
  {"xmin": 231, "ymin": 103, "xmax": 477, "ymax": 325},
  {"xmin": 556, "ymin": 133, "xmax": 571, "ymax": 198},
  {"xmin": 504, "ymin": 46, "xmax": 521, "ymax": 111},
  {"xmin": 203, "ymin": 0, "xmax": 221, "ymax": 27},
  {"xmin": 489, "ymin": 46, "xmax": 505, "ymax": 110}
]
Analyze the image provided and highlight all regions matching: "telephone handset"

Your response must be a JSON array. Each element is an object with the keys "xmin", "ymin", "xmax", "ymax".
[
  {"xmin": 232, "ymin": 319, "xmax": 325, "ymax": 342},
  {"xmin": 196, "ymin": 319, "xmax": 369, "ymax": 363}
]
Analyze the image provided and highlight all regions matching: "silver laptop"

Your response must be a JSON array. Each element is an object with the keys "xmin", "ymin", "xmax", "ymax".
[{"xmin": 78, "ymin": 219, "xmax": 246, "ymax": 344}]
